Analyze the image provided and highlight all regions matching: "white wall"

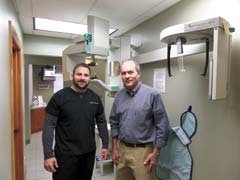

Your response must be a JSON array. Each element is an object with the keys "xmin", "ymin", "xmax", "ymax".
[
  {"xmin": 24, "ymin": 34, "xmax": 73, "ymax": 57},
  {"xmin": 0, "ymin": 0, "xmax": 23, "ymax": 179},
  {"xmin": 125, "ymin": 0, "xmax": 240, "ymax": 179}
]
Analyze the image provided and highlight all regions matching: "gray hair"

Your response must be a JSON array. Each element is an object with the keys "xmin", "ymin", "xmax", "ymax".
[{"xmin": 120, "ymin": 59, "xmax": 140, "ymax": 73}]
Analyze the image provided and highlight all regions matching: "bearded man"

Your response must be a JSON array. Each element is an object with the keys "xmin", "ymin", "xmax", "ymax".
[{"xmin": 42, "ymin": 63, "xmax": 109, "ymax": 180}]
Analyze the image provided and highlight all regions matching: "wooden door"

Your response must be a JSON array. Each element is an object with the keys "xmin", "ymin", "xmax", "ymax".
[{"xmin": 9, "ymin": 21, "xmax": 24, "ymax": 180}]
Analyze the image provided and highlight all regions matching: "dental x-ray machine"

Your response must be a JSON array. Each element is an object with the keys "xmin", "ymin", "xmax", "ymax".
[
  {"xmin": 160, "ymin": 17, "xmax": 233, "ymax": 100},
  {"xmin": 62, "ymin": 15, "xmax": 109, "ymax": 80},
  {"xmin": 62, "ymin": 16, "xmax": 123, "ymax": 93}
]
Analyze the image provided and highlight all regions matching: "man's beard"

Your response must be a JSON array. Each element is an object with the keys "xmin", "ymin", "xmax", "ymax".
[{"xmin": 73, "ymin": 79, "xmax": 89, "ymax": 90}]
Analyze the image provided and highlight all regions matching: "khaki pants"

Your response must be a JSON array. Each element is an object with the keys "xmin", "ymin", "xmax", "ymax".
[{"xmin": 116, "ymin": 141, "xmax": 156, "ymax": 180}]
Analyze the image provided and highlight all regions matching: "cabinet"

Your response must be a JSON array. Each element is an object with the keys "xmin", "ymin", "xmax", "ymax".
[{"xmin": 31, "ymin": 107, "xmax": 46, "ymax": 133}]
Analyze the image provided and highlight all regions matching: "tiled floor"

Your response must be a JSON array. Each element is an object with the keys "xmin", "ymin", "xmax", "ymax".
[{"xmin": 25, "ymin": 131, "xmax": 114, "ymax": 180}]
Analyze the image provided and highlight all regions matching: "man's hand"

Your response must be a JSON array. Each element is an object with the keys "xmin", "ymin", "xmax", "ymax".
[
  {"xmin": 112, "ymin": 147, "xmax": 120, "ymax": 165},
  {"xmin": 143, "ymin": 151, "xmax": 159, "ymax": 172},
  {"xmin": 44, "ymin": 157, "xmax": 58, "ymax": 173},
  {"xmin": 101, "ymin": 148, "xmax": 108, "ymax": 160},
  {"xmin": 112, "ymin": 138, "xmax": 120, "ymax": 165}
]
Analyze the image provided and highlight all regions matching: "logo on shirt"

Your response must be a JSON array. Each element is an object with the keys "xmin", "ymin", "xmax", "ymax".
[{"xmin": 90, "ymin": 101, "xmax": 99, "ymax": 105}]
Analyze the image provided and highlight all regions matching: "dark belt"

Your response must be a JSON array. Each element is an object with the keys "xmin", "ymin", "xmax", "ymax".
[{"xmin": 121, "ymin": 141, "xmax": 152, "ymax": 148}]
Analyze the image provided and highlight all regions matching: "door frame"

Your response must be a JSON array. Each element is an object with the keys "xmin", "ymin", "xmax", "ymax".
[{"xmin": 9, "ymin": 21, "xmax": 24, "ymax": 180}]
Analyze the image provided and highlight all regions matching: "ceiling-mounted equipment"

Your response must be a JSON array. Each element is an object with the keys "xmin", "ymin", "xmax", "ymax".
[
  {"xmin": 160, "ymin": 17, "xmax": 233, "ymax": 100},
  {"xmin": 62, "ymin": 15, "xmax": 109, "ymax": 81}
]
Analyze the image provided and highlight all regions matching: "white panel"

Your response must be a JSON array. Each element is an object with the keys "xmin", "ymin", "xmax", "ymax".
[
  {"xmin": 208, "ymin": 53, "xmax": 213, "ymax": 98},
  {"xmin": 88, "ymin": 15, "xmax": 109, "ymax": 55},
  {"xmin": 120, "ymin": 36, "xmax": 131, "ymax": 60},
  {"xmin": 211, "ymin": 27, "xmax": 230, "ymax": 100}
]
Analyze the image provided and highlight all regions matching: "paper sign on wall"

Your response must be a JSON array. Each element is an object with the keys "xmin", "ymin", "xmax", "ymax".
[{"xmin": 153, "ymin": 68, "xmax": 166, "ymax": 93}]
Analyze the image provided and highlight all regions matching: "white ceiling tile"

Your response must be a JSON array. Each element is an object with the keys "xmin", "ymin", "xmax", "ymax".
[{"xmin": 14, "ymin": 0, "xmax": 181, "ymax": 38}]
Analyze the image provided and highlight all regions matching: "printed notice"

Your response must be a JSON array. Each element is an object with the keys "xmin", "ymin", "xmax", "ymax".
[{"xmin": 153, "ymin": 68, "xmax": 166, "ymax": 93}]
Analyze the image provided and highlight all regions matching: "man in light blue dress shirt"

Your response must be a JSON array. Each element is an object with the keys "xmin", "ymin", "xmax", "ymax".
[{"xmin": 110, "ymin": 59, "xmax": 170, "ymax": 180}]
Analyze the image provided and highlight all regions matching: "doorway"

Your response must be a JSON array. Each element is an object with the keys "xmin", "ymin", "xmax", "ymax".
[{"xmin": 9, "ymin": 21, "xmax": 24, "ymax": 180}]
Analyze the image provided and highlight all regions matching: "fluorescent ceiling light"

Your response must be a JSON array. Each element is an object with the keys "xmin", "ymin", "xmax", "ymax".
[{"xmin": 34, "ymin": 17, "xmax": 117, "ymax": 35}]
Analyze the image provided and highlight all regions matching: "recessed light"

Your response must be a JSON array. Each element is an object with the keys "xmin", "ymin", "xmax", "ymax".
[{"xmin": 33, "ymin": 17, "xmax": 117, "ymax": 35}]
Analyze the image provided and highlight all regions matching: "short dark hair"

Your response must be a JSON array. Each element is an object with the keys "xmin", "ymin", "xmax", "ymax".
[{"xmin": 72, "ymin": 63, "xmax": 91, "ymax": 74}]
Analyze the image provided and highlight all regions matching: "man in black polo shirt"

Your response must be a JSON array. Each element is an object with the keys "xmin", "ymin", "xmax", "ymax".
[{"xmin": 42, "ymin": 63, "xmax": 109, "ymax": 180}]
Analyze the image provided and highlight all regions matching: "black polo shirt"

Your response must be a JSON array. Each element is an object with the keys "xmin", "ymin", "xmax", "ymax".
[{"xmin": 46, "ymin": 87, "xmax": 108, "ymax": 156}]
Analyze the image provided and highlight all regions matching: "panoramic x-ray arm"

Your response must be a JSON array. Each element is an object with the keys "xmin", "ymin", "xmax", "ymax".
[{"xmin": 160, "ymin": 17, "xmax": 233, "ymax": 100}]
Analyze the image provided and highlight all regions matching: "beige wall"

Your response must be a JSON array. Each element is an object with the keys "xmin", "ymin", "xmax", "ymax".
[{"xmin": 125, "ymin": 0, "xmax": 240, "ymax": 179}]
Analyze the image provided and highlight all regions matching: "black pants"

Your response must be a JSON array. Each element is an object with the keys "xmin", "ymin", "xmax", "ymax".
[{"xmin": 53, "ymin": 151, "xmax": 96, "ymax": 180}]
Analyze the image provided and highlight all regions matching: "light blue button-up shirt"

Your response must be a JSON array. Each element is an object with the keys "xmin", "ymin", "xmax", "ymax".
[{"xmin": 110, "ymin": 83, "xmax": 170, "ymax": 148}]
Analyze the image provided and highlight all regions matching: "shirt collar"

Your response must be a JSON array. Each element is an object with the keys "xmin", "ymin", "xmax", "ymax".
[{"xmin": 126, "ymin": 82, "xmax": 141, "ymax": 97}]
